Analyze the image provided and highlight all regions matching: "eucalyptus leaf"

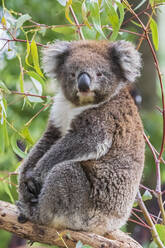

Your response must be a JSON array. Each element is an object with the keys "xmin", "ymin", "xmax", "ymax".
[
  {"xmin": 88, "ymin": 0, "xmax": 106, "ymax": 39},
  {"xmin": 27, "ymin": 71, "xmax": 45, "ymax": 89},
  {"xmin": 31, "ymin": 40, "xmax": 44, "ymax": 78},
  {"xmin": 0, "ymin": 81, "xmax": 11, "ymax": 94},
  {"xmin": 16, "ymin": 14, "xmax": 31, "ymax": 29},
  {"xmin": 11, "ymin": 134, "xmax": 27, "ymax": 159},
  {"xmin": 155, "ymin": 224, "xmax": 165, "ymax": 244},
  {"xmin": 150, "ymin": 17, "xmax": 159, "ymax": 51},
  {"xmin": 142, "ymin": 190, "xmax": 152, "ymax": 202}
]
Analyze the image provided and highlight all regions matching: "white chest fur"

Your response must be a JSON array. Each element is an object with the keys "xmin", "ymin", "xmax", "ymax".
[{"xmin": 50, "ymin": 91, "xmax": 92, "ymax": 136}]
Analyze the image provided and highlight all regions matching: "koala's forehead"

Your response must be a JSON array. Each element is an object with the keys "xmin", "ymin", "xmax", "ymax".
[{"xmin": 66, "ymin": 40, "xmax": 111, "ymax": 69}]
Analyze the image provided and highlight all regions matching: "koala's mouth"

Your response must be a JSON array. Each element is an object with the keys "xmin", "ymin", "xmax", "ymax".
[{"xmin": 77, "ymin": 91, "xmax": 95, "ymax": 104}]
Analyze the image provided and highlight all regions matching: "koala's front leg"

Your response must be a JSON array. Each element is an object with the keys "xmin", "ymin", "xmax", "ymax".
[
  {"xmin": 17, "ymin": 121, "xmax": 61, "ymax": 222},
  {"xmin": 26, "ymin": 119, "xmax": 114, "ymax": 197}
]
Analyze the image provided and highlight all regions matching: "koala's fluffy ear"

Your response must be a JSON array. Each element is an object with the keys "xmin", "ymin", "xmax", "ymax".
[
  {"xmin": 109, "ymin": 40, "xmax": 142, "ymax": 83},
  {"xmin": 42, "ymin": 41, "xmax": 70, "ymax": 78}
]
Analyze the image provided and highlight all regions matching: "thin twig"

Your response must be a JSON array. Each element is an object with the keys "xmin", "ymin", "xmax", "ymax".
[
  {"xmin": 136, "ymin": 191, "xmax": 164, "ymax": 248},
  {"xmin": 11, "ymin": 91, "xmax": 48, "ymax": 99},
  {"xmin": 69, "ymin": 6, "xmax": 85, "ymax": 40}
]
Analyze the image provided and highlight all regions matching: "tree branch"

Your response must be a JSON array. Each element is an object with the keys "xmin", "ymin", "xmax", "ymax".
[{"xmin": 0, "ymin": 200, "xmax": 142, "ymax": 248}]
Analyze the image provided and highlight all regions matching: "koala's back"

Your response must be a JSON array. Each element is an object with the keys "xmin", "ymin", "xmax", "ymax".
[{"xmin": 78, "ymin": 88, "xmax": 145, "ymax": 233}]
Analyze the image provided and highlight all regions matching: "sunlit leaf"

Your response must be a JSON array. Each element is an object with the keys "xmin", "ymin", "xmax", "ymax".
[
  {"xmin": 19, "ymin": 72, "xmax": 24, "ymax": 93},
  {"xmin": 16, "ymin": 14, "xmax": 31, "ymax": 29},
  {"xmin": 131, "ymin": 20, "xmax": 143, "ymax": 28},
  {"xmin": 150, "ymin": 17, "xmax": 159, "ymax": 50},
  {"xmin": 25, "ymin": 36, "xmax": 33, "ymax": 67},
  {"xmin": 65, "ymin": 0, "xmax": 74, "ymax": 25},
  {"xmin": 31, "ymin": 39, "xmax": 44, "ymax": 78},
  {"xmin": 21, "ymin": 127, "xmax": 34, "ymax": 145},
  {"xmin": 155, "ymin": 224, "xmax": 165, "ymax": 244},
  {"xmin": 88, "ymin": 0, "xmax": 106, "ymax": 39},
  {"xmin": 1, "ymin": 16, "xmax": 6, "ymax": 26}
]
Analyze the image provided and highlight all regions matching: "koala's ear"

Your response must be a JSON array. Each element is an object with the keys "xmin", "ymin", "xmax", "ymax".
[
  {"xmin": 109, "ymin": 40, "xmax": 142, "ymax": 83},
  {"xmin": 42, "ymin": 41, "xmax": 70, "ymax": 78}
]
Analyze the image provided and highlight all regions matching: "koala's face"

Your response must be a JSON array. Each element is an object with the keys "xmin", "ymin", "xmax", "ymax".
[{"xmin": 43, "ymin": 40, "xmax": 141, "ymax": 106}]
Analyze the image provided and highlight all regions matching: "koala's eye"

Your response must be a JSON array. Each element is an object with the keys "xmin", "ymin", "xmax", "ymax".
[
  {"xmin": 71, "ymin": 73, "xmax": 75, "ymax": 77},
  {"xmin": 96, "ymin": 72, "xmax": 103, "ymax": 77}
]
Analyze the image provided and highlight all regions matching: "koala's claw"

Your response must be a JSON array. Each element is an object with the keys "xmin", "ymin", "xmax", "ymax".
[
  {"xmin": 26, "ymin": 178, "xmax": 41, "ymax": 197},
  {"xmin": 18, "ymin": 214, "xmax": 28, "ymax": 223}
]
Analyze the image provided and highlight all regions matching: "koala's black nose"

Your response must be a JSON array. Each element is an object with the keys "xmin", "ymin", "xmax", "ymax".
[{"xmin": 77, "ymin": 73, "xmax": 91, "ymax": 92}]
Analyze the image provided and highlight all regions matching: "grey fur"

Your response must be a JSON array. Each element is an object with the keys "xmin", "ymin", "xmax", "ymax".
[{"xmin": 17, "ymin": 40, "xmax": 145, "ymax": 235}]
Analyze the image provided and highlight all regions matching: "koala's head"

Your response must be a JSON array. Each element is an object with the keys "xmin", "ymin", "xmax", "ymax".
[{"xmin": 42, "ymin": 40, "xmax": 142, "ymax": 106}]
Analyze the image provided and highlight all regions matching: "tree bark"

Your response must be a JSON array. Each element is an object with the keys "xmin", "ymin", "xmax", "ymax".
[{"xmin": 0, "ymin": 200, "xmax": 142, "ymax": 248}]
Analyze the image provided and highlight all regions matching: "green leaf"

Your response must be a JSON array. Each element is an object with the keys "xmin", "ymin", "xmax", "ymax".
[
  {"xmin": 82, "ymin": 0, "xmax": 91, "ymax": 29},
  {"xmin": 3, "ymin": 119, "xmax": 9, "ymax": 150},
  {"xmin": 52, "ymin": 26, "xmax": 75, "ymax": 35},
  {"xmin": 0, "ymin": 81, "xmax": 11, "ymax": 94},
  {"xmin": 142, "ymin": 190, "xmax": 152, "ymax": 202},
  {"xmin": 16, "ymin": 14, "xmax": 31, "ymax": 29},
  {"xmin": 0, "ymin": 118, "xmax": 9, "ymax": 152},
  {"xmin": 31, "ymin": 39, "xmax": 44, "ymax": 78},
  {"xmin": 20, "ymin": 127, "xmax": 34, "ymax": 145},
  {"xmin": 27, "ymin": 70, "xmax": 45, "ymax": 89},
  {"xmin": 25, "ymin": 36, "xmax": 33, "ymax": 67},
  {"xmin": 56, "ymin": 0, "xmax": 67, "ymax": 6},
  {"xmin": 3, "ymin": 182, "xmax": 14, "ymax": 203},
  {"xmin": 27, "ymin": 76, "xmax": 44, "ymax": 103},
  {"xmin": 117, "ymin": 2, "xmax": 125, "ymax": 27},
  {"xmin": 11, "ymin": 134, "xmax": 27, "ymax": 159},
  {"xmin": 150, "ymin": 17, "xmax": 159, "ymax": 51},
  {"xmin": 19, "ymin": 71, "xmax": 24, "ymax": 93},
  {"xmin": 88, "ymin": 0, "xmax": 106, "ymax": 39},
  {"xmin": 104, "ymin": 0, "xmax": 124, "ymax": 41},
  {"xmin": 155, "ymin": 224, "xmax": 165, "ymax": 244},
  {"xmin": 131, "ymin": 20, "xmax": 143, "ymax": 28},
  {"xmin": 0, "ymin": 96, "xmax": 7, "ymax": 124}
]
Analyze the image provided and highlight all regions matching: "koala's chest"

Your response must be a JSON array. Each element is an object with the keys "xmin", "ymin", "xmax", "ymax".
[{"xmin": 50, "ymin": 92, "xmax": 91, "ymax": 136}]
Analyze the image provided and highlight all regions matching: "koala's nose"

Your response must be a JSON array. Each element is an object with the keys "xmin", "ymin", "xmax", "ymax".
[{"xmin": 77, "ymin": 73, "xmax": 91, "ymax": 92}]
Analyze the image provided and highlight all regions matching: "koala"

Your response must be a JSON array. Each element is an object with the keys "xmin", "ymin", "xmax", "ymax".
[{"xmin": 16, "ymin": 40, "xmax": 145, "ymax": 235}]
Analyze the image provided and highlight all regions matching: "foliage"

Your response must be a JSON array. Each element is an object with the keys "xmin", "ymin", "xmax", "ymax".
[{"xmin": 0, "ymin": 0, "xmax": 165, "ymax": 247}]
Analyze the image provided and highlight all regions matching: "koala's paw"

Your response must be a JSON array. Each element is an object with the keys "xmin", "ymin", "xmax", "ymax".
[
  {"xmin": 25, "ymin": 172, "xmax": 42, "ymax": 204},
  {"xmin": 16, "ymin": 200, "xmax": 28, "ymax": 223},
  {"xmin": 16, "ymin": 200, "xmax": 39, "ymax": 224},
  {"xmin": 18, "ymin": 213, "xmax": 28, "ymax": 223}
]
